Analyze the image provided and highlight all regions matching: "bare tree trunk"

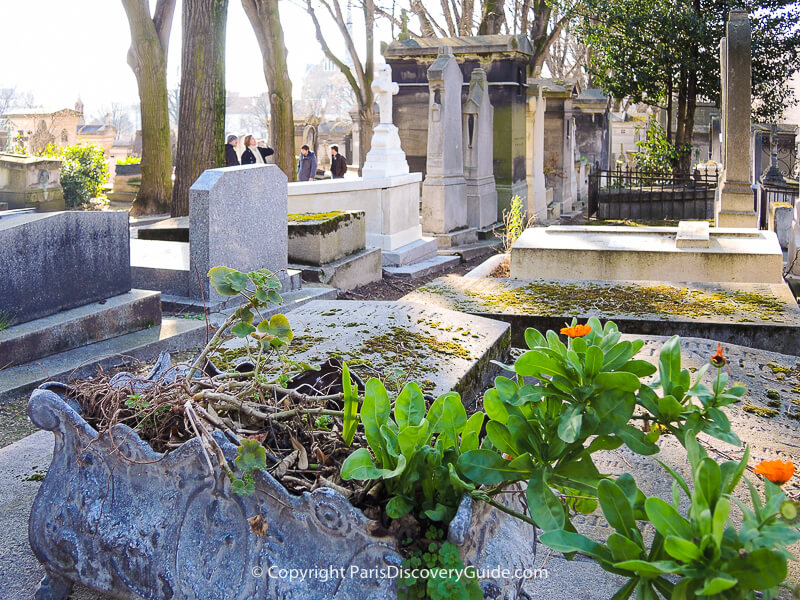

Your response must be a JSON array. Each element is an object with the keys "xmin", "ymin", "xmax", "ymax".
[
  {"xmin": 121, "ymin": 0, "xmax": 176, "ymax": 216},
  {"xmin": 242, "ymin": 0, "xmax": 295, "ymax": 181},
  {"xmin": 171, "ymin": 0, "xmax": 228, "ymax": 217},
  {"xmin": 478, "ymin": 0, "xmax": 505, "ymax": 34}
]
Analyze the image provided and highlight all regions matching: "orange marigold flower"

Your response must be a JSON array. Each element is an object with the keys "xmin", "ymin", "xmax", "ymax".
[
  {"xmin": 710, "ymin": 343, "xmax": 727, "ymax": 368},
  {"xmin": 561, "ymin": 324, "xmax": 592, "ymax": 338},
  {"xmin": 754, "ymin": 459, "xmax": 795, "ymax": 485}
]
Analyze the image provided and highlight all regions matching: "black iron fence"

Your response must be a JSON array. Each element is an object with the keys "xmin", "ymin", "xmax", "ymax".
[
  {"xmin": 588, "ymin": 166, "xmax": 719, "ymax": 221},
  {"xmin": 757, "ymin": 180, "xmax": 798, "ymax": 230}
]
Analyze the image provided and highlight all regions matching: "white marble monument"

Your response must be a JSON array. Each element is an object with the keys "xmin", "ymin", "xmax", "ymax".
[
  {"xmin": 463, "ymin": 68, "xmax": 498, "ymax": 230},
  {"xmin": 525, "ymin": 83, "xmax": 551, "ymax": 223},
  {"xmin": 362, "ymin": 64, "xmax": 410, "ymax": 179}
]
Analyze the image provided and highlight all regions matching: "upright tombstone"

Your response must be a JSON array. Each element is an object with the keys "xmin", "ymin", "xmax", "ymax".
[
  {"xmin": 525, "ymin": 83, "xmax": 549, "ymax": 222},
  {"xmin": 462, "ymin": 68, "xmax": 497, "ymax": 230},
  {"xmin": 788, "ymin": 200, "xmax": 800, "ymax": 280},
  {"xmin": 716, "ymin": 11, "xmax": 757, "ymax": 228},
  {"xmin": 422, "ymin": 46, "xmax": 469, "ymax": 240},
  {"xmin": 190, "ymin": 164, "xmax": 288, "ymax": 305},
  {"xmin": 362, "ymin": 64, "xmax": 410, "ymax": 179}
]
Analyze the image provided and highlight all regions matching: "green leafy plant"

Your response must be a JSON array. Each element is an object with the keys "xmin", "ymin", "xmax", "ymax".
[
  {"xmin": 457, "ymin": 319, "xmax": 743, "ymax": 534},
  {"xmin": 498, "ymin": 194, "xmax": 533, "ymax": 252},
  {"xmin": 231, "ymin": 439, "xmax": 267, "ymax": 496},
  {"xmin": 340, "ymin": 379, "xmax": 482, "ymax": 523},
  {"xmin": 539, "ymin": 435, "xmax": 799, "ymax": 599},
  {"xmin": 0, "ymin": 310, "xmax": 15, "ymax": 332},
  {"xmin": 398, "ymin": 526, "xmax": 482, "ymax": 600},
  {"xmin": 115, "ymin": 156, "xmax": 141, "ymax": 165},
  {"xmin": 342, "ymin": 362, "xmax": 359, "ymax": 446},
  {"xmin": 633, "ymin": 118, "xmax": 689, "ymax": 176},
  {"xmin": 58, "ymin": 142, "xmax": 109, "ymax": 207}
]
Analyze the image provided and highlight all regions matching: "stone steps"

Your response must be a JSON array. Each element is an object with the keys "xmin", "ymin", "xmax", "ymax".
[
  {"xmin": 383, "ymin": 254, "xmax": 460, "ymax": 279},
  {"xmin": 438, "ymin": 238, "xmax": 502, "ymax": 262}
]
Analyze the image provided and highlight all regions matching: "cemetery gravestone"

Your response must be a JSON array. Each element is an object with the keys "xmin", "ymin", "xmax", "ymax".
[
  {"xmin": 421, "ymin": 47, "xmax": 469, "ymax": 239},
  {"xmin": 361, "ymin": 64, "xmax": 410, "ymax": 179},
  {"xmin": 462, "ymin": 68, "xmax": 498, "ymax": 230}
]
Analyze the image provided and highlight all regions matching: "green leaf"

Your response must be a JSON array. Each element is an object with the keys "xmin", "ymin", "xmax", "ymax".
[
  {"xmin": 696, "ymin": 575, "xmax": 737, "ymax": 596},
  {"xmin": 235, "ymin": 439, "xmax": 267, "ymax": 472},
  {"xmin": 616, "ymin": 425, "xmax": 658, "ymax": 455},
  {"xmin": 483, "ymin": 388, "xmax": 509, "ymax": 424},
  {"xmin": 592, "ymin": 391, "xmax": 635, "ymax": 435},
  {"xmin": 226, "ymin": 270, "xmax": 250, "ymax": 293},
  {"xmin": 557, "ymin": 403, "xmax": 584, "ymax": 443},
  {"xmin": 539, "ymin": 530, "xmax": 612, "ymax": 562},
  {"xmin": 515, "ymin": 349, "xmax": 570, "ymax": 379},
  {"xmin": 595, "ymin": 371, "xmax": 641, "ymax": 392},
  {"xmin": 460, "ymin": 413, "xmax": 484, "ymax": 453},
  {"xmin": 619, "ymin": 360, "xmax": 657, "ymax": 377},
  {"xmin": 485, "ymin": 421, "xmax": 518, "ymax": 456},
  {"xmin": 256, "ymin": 313, "xmax": 293, "ymax": 345},
  {"xmin": 398, "ymin": 419, "xmax": 430, "ymax": 459},
  {"xmin": 457, "ymin": 449, "xmax": 531, "ymax": 485},
  {"xmin": 524, "ymin": 328, "xmax": 547, "ymax": 349},
  {"xmin": 494, "ymin": 376, "xmax": 519, "ymax": 403},
  {"xmin": 587, "ymin": 435, "xmax": 624, "ymax": 453},
  {"xmin": 711, "ymin": 497, "xmax": 729, "ymax": 546},
  {"xmin": 235, "ymin": 307, "xmax": 254, "ymax": 324},
  {"xmin": 361, "ymin": 378, "xmax": 391, "ymax": 466},
  {"xmin": 231, "ymin": 478, "xmax": 255, "ymax": 496},
  {"xmin": 340, "ymin": 448, "xmax": 383, "ymax": 480},
  {"xmin": 720, "ymin": 446, "xmax": 749, "ymax": 494},
  {"xmin": 656, "ymin": 395, "xmax": 684, "ymax": 422},
  {"xmin": 612, "ymin": 560, "xmax": 679, "ymax": 577},
  {"xmin": 526, "ymin": 470, "xmax": 565, "ymax": 531},
  {"xmin": 266, "ymin": 290, "xmax": 282, "ymax": 305},
  {"xmin": 598, "ymin": 479, "xmax": 637, "ymax": 537},
  {"xmin": 644, "ymin": 497, "xmax": 692, "ymax": 539},
  {"xmin": 208, "ymin": 266, "xmax": 240, "ymax": 296},
  {"xmin": 607, "ymin": 533, "xmax": 644, "ymax": 562},
  {"xmin": 584, "ymin": 345, "xmax": 605, "ymax": 378},
  {"xmin": 663, "ymin": 536, "xmax": 702, "ymax": 562},
  {"xmin": 395, "ymin": 382, "xmax": 425, "ymax": 430},
  {"xmin": 658, "ymin": 336, "xmax": 681, "ymax": 395},
  {"xmin": 386, "ymin": 495, "xmax": 414, "ymax": 519},
  {"xmin": 694, "ymin": 457, "xmax": 721, "ymax": 509},
  {"xmin": 341, "ymin": 363, "xmax": 359, "ymax": 446},
  {"xmin": 230, "ymin": 322, "xmax": 256, "ymax": 338}
]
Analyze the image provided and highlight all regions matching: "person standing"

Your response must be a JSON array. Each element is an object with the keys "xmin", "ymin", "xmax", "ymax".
[
  {"xmin": 257, "ymin": 140, "xmax": 275, "ymax": 162},
  {"xmin": 330, "ymin": 145, "xmax": 347, "ymax": 179},
  {"xmin": 225, "ymin": 135, "xmax": 239, "ymax": 166},
  {"xmin": 240, "ymin": 135, "xmax": 265, "ymax": 165},
  {"xmin": 296, "ymin": 144, "xmax": 317, "ymax": 182}
]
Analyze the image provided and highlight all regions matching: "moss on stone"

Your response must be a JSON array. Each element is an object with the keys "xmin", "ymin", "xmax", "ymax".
[{"xmin": 742, "ymin": 404, "xmax": 779, "ymax": 418}]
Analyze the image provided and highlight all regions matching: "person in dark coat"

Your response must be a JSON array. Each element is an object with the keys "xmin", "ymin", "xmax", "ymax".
[
  {"xmin": 257, "ymin": 140, "xmax": 275, "ymax": 161},
  {"xmin": 225, "ymin": 135, "xmax": 239, "ymax": 167},
  {"xmin": 330, "ymin": 145, "xmax": 347, "ymax": 179},
  {"xmin": 296, "ymin": 144, "xmax": 317, "ymax": 181},
  {"xmin": 240, "ymin": 135, "xmax": 267, "ymax": 165}
]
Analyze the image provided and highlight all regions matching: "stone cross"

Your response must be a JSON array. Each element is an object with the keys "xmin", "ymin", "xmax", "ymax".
[{"xmin": 372, "ymin": 64, "xmax": 399, "ymax": 125}]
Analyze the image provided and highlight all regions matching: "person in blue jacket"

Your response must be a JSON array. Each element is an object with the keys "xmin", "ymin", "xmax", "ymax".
[{"xmin": 296, "ymin": 144, "xmax": 317, "ymax": 181}]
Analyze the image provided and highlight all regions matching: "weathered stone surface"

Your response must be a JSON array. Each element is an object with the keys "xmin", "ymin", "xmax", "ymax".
[
  {"xmin": 463, "ymin": 68, "xmax": 497, "ymax": 229},
  {"xmin": 0, "ymin": 153, "xmax": 64, "ymax": 211},
  {"xmin": 362, "ymin": 64, "xmax": 410, "ymax": 180},
  {"xmin": 24, "ymin": 362, "xmax": 535, "ymax": 599},
  {"xmin": 0, "ymin": 211, "xmax": 131, "ymax": 325},
  {"xmin": 219, "ymin": 300, "xmax": 511, "ymax": 404},
  {"xmin": 288, "ymin": 211, "xmax": 366, "ymax": 266},
  {"xmin": 402, "ymin": 275, "xmax": 800, "ymax": 355},
  {"xmin": 422, "ymin": 46, "xmax": 467, "ymax": 235},
  {"xmin": 716, "ymin": 11, "xmax": 756, "ymax": 228},
  {"xmin": 0, "ymin": 289, "xmax": 161, "ymax": 367},
  {"xmin": 290, "ymin": 247, "xmax": 382, "ymax": 291},
  {"xmin": 191, "ymin": 164, "xmax": 288, "ymax": 305},
  {"xmin": 510, "ymin": 225, "xmax": 784, "ymax": 284}
]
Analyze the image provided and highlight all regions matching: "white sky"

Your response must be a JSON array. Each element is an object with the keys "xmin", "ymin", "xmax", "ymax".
[{"xmin": 0, "ymin": 0, "xmax": 394, "ymax": 115}]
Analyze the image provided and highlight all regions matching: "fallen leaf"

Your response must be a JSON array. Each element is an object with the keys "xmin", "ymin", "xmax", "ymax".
[
  {"xmin": 273, "ymin": 450, "xmax": 298, "ymax": 478},
  {"xmin": 313, "ymin": 447, "xmax": 327, "ymax": 465},
  {"xmin": 290, "ymin": 436, "xmax": 309, "ymax": 470},
  {"xmin": 248, "ymin": 514, "xmax": 269, "ymax": 537}
]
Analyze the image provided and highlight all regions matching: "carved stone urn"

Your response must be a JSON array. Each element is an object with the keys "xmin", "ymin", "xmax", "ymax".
[{"xmin": 27, "ymin": 370, "xmax": 537, "ymax": 600}]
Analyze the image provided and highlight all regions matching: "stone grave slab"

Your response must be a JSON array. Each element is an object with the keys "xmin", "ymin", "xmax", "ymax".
[
  {"xmin": 403, "ymin": 276, "xmax": 800, "ymax": 355},
  {"xmin": 561, "ymin": 334, "xmax": 800, "ymax": 586},
  {"xmin": 214, "ymin": 300, "xmax": 511, "ymax": 404}
]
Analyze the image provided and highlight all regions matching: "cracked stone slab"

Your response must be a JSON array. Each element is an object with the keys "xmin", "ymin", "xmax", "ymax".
[
  {"xmin": 216, "ymin": 300, "xmax": 511, "ymax": 404},
  {"xmin": 403, "ymin": 276, "xmax": 800, "ymax": 355}
]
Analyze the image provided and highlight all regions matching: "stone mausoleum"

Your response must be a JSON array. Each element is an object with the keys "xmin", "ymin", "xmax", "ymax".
[{"xmin": 385, "ymin": 35, "xmax": 531, "ymax": 220}]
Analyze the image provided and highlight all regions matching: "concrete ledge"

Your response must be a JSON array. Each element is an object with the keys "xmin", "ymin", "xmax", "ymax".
[
  {"xmin": 438, "ymin": 239, "xmax": 501, "ymax": 261},
  {"xmin": 290, "ymin": 247, "xmax": 382, "ymax": 291},
  {"xmin": 402, "ymin": 276, "xmax": 800, "ymax": 355},
  {"xmin": 0, "ymin": 317, "xmax": 208, "ymax": 405},
  {"xmin": 426, "ymin": 227, "xmax": 479, "ymax": 249},
  {"xmin": 383, "ymin": 255, "xmax": 459, "ymax": 279},
  {"xmin": 0, "ymin": 290, "xmax": 162, "ymax": 368},
  {"xmin": 288, "ymin": 172, "xmax": 421, "ymax": 194},
  {"xmin": 382, "ymin": 237, "xmax": 438, "ymax": 267}
]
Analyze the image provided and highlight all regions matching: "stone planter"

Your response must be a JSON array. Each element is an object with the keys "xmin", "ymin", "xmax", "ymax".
[{"xmin": 28, "ymin": 377, "xmax": 536, "ymax": 599}]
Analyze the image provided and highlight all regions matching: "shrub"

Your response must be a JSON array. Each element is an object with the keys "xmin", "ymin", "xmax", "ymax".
[
  {"xmin": 633, "ymin": 118, "xmax": 688, "ymax": 175},
  {"xmin": 116, "ymin": 156, "xmax": 141, "ymax": 165},
  {"xmin": 59, "ymin": 143, "xmax": 109, "ymax": 207}
]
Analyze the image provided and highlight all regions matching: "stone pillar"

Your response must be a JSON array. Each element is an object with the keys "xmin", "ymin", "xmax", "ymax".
[
  {"xmin": 462, "ymin": 68, "xmax": 497, "ymax": 229},
  {"xmin": 710, "ymin": 116, "xmax": 722, "ymax": 163},
  {"xmin": 716, "ymin": 11, "xmax": 756, "ymax": 228},
  {"xmin": 362, "ymin": 64, "xmax": 410, "ymax": 179},
  {"xmin": 526, "ymin": 85, "xmax": 548, "ymax": 222},
  {"xmin": 422, "ymin": 46, "xmax": 467, "ymax": 235},
  {"xmin": 569, "ymin": 117, "xmax": 578, "ymax": 206},
  {"xmin": 348, "ymin": 107, "xmax": 362, "ymax": 168},
  {"xmin": 190, "ymin": 164, "xmax": 288, "ymax": 304},
  {"xmin": 560, "ymin": 101, "xmax": 576, "ymax": 213}
]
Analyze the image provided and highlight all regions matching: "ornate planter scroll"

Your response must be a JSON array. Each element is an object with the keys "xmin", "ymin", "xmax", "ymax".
[{"xmin": 28, "ymin": 366, "xmax": 536, "ymax": 599}]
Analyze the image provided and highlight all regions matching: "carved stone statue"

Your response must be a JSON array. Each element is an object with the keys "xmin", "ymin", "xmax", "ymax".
[{"xmin": 371, "ymin": 64, "xmax": 399, "ymax": 125}]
